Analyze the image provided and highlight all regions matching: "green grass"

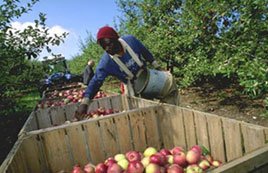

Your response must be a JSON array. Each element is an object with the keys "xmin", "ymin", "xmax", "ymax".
[{"xmin": 17, "ymin": 89, "xmax": 40, "ymax": 111}]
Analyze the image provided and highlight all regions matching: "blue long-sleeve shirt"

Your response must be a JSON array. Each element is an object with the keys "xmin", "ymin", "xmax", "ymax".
[{"xmin": 84, "ymin": 35, "xmax": 155, "ymax": 99}]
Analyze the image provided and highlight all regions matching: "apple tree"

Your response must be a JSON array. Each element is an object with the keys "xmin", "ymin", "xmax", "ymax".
[{"xmin": 0, "ymin": 0, "xmax": 68, "ymax": 113}]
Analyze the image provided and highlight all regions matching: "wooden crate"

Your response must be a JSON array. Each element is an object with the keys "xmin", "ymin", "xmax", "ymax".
[
  {"xmin": 18, "ymin": 95, "xmax": 159, "ymax": 136},
  {"xmin": 1, "ymin": 105, "xmax": 268, "ymax": 173}
]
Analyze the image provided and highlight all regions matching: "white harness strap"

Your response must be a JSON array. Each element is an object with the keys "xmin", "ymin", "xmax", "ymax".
[{"xmin": 109, "ymin": 38, "xmax": 144, "ymax": 96}]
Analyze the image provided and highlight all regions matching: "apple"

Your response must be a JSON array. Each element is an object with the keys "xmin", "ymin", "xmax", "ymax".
[
  {"xmin": 173, "ymin": 151, "xmax": 187, "ymax": 168},
  {"xmin": 143, "ymin": 147, "xmax": 158, "ymax": 157},
  {"xmin": 149, "ymin": 153, "xmax": 167, "ymax": 166},
  {"xmin": 105, "ymin": 157, "xmax": 117, "ymax": 167},
  {"xmin": 167, "ymin": 164, "xmax": 184, "ymax": 173},
  {"xmin": 83, "ymin": 163, "xmax": 95, "ymax": 173},
  {"xmin": 167, "ymin": 155, "xmax": 174, "ymax": 164},
  {"xmin": 114, "ymin": 153, "xmax": 126, "ymax": 162},
  {"xmin": 190, "ymin": 145, "xmax": 202, "ymax": 155},
  {"xmin": 170, "ymin": 146, "xmax": 184, "ymax": 155},
  {"xmin": 145, "ymin": 163, "xmax": 161, "ymax": 173},
  {"xmin": 186, "ymin": 150, "xmax": 201, "ymax": 164},
  {"xmin": 97, "ymin": 107, "xmax": 106, "ymax": 115},
  {"xmin": 126, "ymin": 151, "xmax": 142, "ymax": 162},
  {"xmin": 198, "ymin": 159, "xmax": 210, "ymax": 170},
  {"xmin": 107, "ymin": 163, "xmax": 123, "ymax": 173},
  {"xmin": 212, "ymin": 160, "xmax": 222, "ymax": 167},
  {"xmin": 186, "ymin": 164, "xmax": 203, "ymax": 173},
  {"xmin": 72, "ymin": 164, "xmax": 84, "ymax": 173},
  {"xmin": 204, "ymin": 154, "xmax": 213, "ymax": 164},
  {"xmin": 159, "ymin": 148, "xmax": 172, "ymax": 156},
  {"xmin": 117, "ymin": 159, "xmax": 129, "ymax": 170},
  {"xmin": 141, "ymin": 157, "xmax": 150, "ymax": 167},
  {"xmin": 95, "ymin": 163, "xmax": 108, "ymax": 173},
  {"xmin": 127, "ymin": 161, "xmax": 144, "ymax": 173}
]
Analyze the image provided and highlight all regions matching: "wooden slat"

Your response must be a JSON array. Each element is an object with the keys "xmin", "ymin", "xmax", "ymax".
[
  {"xmin": 120, "ymin": 95, "xmax": 130, "ymax": 111},
  {"xmin": 110, "ymin": 95, "xmax": 123, "ymax": 112},
  {"xmin": 19, "ymin": 112, "xmax": 37, "ymax": 136},
  {"xmin": 194, "ymin": 111, "xmax": 210, "ymax": 150},
  {"xmin": 142, "ymin": 106, "xmax": 161, "ymax": 149},
  {"xmin": 241, "ymin": 124, "xmax": 266, "ymax": 153},
  {"xmin": 97, "ymin": 97, "xmax": 112, "ymax": 109},
  {"xmin": 9, "ymin": 147, "xmax": 28, "ymax": 173},
  {"xmin": 222, "ymin": 118, "xmax": 243, "ymax": 162},
  {"xmin": 65, "ymin": 103, "xmax": 79, "ymax": 121},
  {"xmin": 207, "ymin": 114, "xmax": 226, "ymax": 162},
  {"xmin": 83, "ymin": 121, "xmax": 106, "ymax": 164},
  {"xmin": 210, "ymin": 145, "xmax": 268, "ymax": 173},
  {"xmin": 50, "ymin": 106, "xmax": 66, "ymax": 126},
  {"xmin": 265, "ymin": 128, "xmax": 268, "ymax": 143},
  {"xmin": 41, "ymin": 129, "xmax": 73, "ymax": 172},
  {"xmin": 35, "ymin": 108, "xmax": 52, "ymax": 129},
  {"xmin": 159, "ymin": 106, "xmax": 187, "ymax": 150},
  {"xmin": 87, "ymin": 100, "xmax": 99, "ymax": 112},
  {"xmin": 65, "ymin": 125, "xmax": 88, "ymax": 166},
  {"xmin": 113, "ymin": 114, "xmax": 133, "ymax": 153},
  {"xmin": 128, "ymin": 110, "xmax": 147, "ymax": 152},
  {"xmin": 182, "ymin": 108, "xmax": 197, "ymax": 150},
  {"xmin": 99, "ymin": 118, "xmax": 120, "ymax": 158},
  {"xmin": 21, "ymin": 135, "xmax": 48, "ymax": 173}
]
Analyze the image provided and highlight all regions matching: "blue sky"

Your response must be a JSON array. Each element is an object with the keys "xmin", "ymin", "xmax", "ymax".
[{"xmin": 12, "ymin": 0, "xmax": 121, "ymax": 60}]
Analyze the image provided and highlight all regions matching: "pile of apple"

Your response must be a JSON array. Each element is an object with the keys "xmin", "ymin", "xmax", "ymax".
[
  {"xmin": 79, "ymin": 107, "xmax": 119, "ymax": 120},
  {"xmin": 37, "ymin": 91, "xmax": 109, "ymax": 109},
  {"xmin": 70, "ymin": 145, "xmax": 222, "ymax": 173}
]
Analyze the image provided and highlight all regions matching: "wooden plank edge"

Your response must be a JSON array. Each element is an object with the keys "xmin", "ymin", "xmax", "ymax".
[
  {"xmin": 25, "ymin": 105, "xmax": 160, "ymax": 136},
  {"xmin": 210, "ymin": 144, "xmax": 268, "ymax": 173},
  {"xmin": 0, "ymin": 137, "xmax": 25, "ymax": 172}
]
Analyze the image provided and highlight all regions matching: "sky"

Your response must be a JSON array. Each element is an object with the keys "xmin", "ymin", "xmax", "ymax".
[{"xmin": 10, "ymin": 0, "xmax": 121, "ymax": 60}]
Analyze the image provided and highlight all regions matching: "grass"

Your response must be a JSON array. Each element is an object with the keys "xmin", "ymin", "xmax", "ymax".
[{"xmin": 17, "ymin": 89, "xmax": 40, "ymax": 111}]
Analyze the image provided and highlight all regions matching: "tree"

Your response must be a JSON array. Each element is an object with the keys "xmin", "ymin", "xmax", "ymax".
[
  {"xmin": 116, "ymin": 0, "xmax": 268, "ymax": 98},
  {"xmin": 0, "ymin": 0, "xmax": 67, "ymax": 113}
]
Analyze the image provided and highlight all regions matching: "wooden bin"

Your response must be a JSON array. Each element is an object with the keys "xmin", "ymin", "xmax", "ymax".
[
  {"xmin": 19, "ymin": 95, "xmax": 159, "ymax": 136},
  {"xmin": 1, "ymin": 105, "xmax": 268, "ymax": 173}
]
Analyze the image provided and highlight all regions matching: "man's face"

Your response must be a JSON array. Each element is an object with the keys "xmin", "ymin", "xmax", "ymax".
[{"xmin": 99, "ymin": 38, "xmax": 121, "ymax": 55}]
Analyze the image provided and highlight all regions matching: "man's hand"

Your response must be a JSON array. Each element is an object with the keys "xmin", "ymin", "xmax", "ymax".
[
  {"xmin": 152, "ymin": 60, "xmax": 161, "ymax": 70},
  {"xmin": 75, "ymin": 104, "xmax": 88, "ymax": 120},
  {"xmin": 74, "ymin": 97, "xmax": 91, "ymax": 120}
]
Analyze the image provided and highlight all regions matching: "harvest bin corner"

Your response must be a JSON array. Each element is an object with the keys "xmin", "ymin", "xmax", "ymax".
[{"xmin": 1, "ymin": 104, "xmax": 268, "ymax": 173}]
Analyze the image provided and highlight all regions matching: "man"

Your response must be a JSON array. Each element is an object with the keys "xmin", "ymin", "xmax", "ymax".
[
  {"xmin": 83, "ymin": 59, "xmax": 95, "ymax": 85},
  {"xmin": 75, "ymin": 26, "xmax": 179, "ymax": 119}
]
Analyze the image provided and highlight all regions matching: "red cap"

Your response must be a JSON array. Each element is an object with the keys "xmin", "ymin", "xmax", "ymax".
[{"xmin": 97, "ymin": 26, "xmax": 119, "ymax": 41}]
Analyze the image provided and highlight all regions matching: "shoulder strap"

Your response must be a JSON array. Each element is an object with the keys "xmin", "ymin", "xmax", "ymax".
[{"xmin": 118, "ymin": 38, "xmax": 144, "ymax": 67}]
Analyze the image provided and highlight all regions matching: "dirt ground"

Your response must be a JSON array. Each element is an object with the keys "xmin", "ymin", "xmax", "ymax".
[{"xmin": 1, "ymin": 85, "xmax": 268, "ymax": 165}]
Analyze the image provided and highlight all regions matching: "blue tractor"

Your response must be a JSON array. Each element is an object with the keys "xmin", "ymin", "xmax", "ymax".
[{"xmin": 38, "ymin": 57, "xmax": 82, "ymax": 96}]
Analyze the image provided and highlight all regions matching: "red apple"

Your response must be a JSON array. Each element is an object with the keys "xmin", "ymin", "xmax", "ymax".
[
  {"xmin": 72, "ymin": 164, "xmax": 84, "ymax": 173},
  {"xmin": 186, "ymin": 150, "xmax": 201, "ymax": 164},
  {"xmin": 159, "ymin": 148, "xmax": 172, "ymax": 156},
  {"xmin": 107, "ymin": 163, "xmax": 123, "ymax": 173},
  {"xmin": 127, "ymin": 161, "xmax": 144, "ymax": 173},
  {"xmin": 198, "ymin": 159, "xmax": 210, "ymax": 170},
  {"xmin": 105, "ymin": 157, "xmax": 117, "ymax": 167},
  {"xmin": 149, "ymin": 153, "xmax": 167, "ymax": 166},
  {"xmin": 126, "ymin": 151, "xmax": 142, "ymax": 162},
  {"xmin": 170, "ymin": 146, "xmax": 184, "ymax": 155},
  {"xmin": 95, "ymin": 163, "xmax": 108, "ymax": 173},
  {"xmin": 173, "ymin": 151, "xmax": 187, "ymax": 168},
  {"xmin": 190, "ymin": 145, "xmax": 202, "ymax": 155},
  {"xmin": 167, "ymin": 164, "xmax": 184, "ymax": 173}
]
